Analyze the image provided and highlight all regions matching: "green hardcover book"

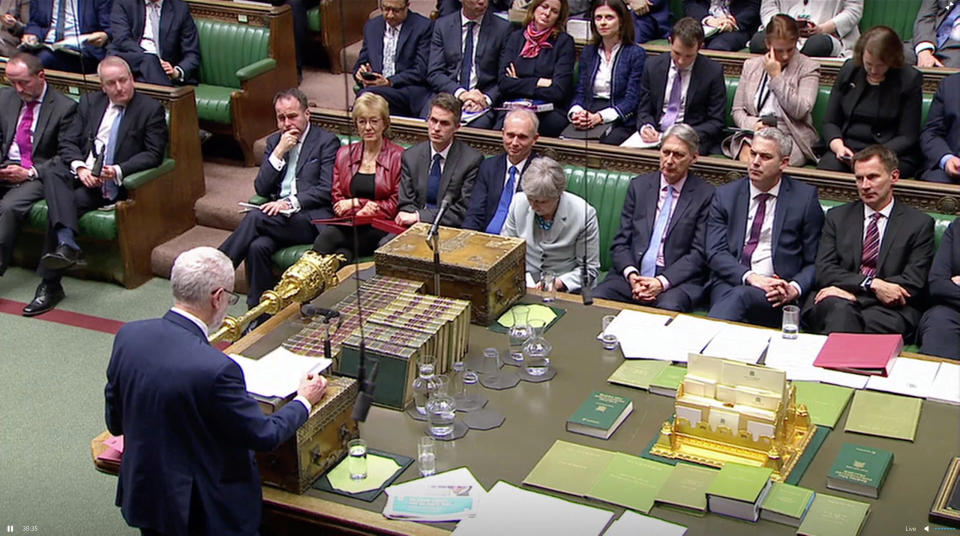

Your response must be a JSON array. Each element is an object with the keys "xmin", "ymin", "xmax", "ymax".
[
  {"xmin": 844, "ymin": 390, "xmax": 923, "ymax": 441},
  {"xmin": 655, "ymin": 463, "xmax": 719, "ymax": 513},
  {"xmin": 760, "ymin": 482, "xmax": 815, "ymax": 526},
  {"xmin": 566, "ymin": 391, "xmax": 634, "ymax": 439},
  {"xmin": 523, "ymin": 440, "xmax": 615, "ymax": 497},
  {"xmin": 649, "ymin": 365, "xmax": 689, "ymax": 397},
  {"xmin": 794, "ymin": 381, "xmax": 854, "ymax": 429},
  {"xmin": 607, "ymin": 360, "xmax": 670, "ymax": 390},
  {"xmin": 797, "ymin": 493, "xmax": 870, "ymax": 536},
  {"xmin": 826, "ymin": 443, "xmax": 894, "ymax": 499},
  {"xmin": 705, "ymin": 462, "xmax": 774, "ymax": 521},
  {"xmin": 587, "ymin": 453, "xmax": 674, "ymax": 514}
]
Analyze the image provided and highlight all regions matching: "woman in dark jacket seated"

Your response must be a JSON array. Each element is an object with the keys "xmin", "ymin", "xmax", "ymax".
[
  {"xmin": 563, "ymin": 0, "xmax": 645, "ymax": 145},
  {"xmin": 313, "ymin": 93, "xmax": 403, "ymax": 261},
  {"xmin": 818, "ymin": 25, "xmax": 923, "ymax": 177},
  {"xmin": 494, "ymin": 0, "xmax": 575, "ymax": 137}
]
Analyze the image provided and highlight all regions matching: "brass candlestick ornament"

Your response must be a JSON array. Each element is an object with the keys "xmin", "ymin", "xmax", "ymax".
[{"xmin": 209, "ymin": 251, "xmax": 346, "ymax": 343}]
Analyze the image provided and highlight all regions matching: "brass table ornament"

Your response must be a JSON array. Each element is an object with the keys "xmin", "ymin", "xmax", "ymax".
[
  {"xmin": 209, "ymin": 251, "xmax": 345, "ymax": 343},
  {"xmin": 650, "ymin": 354, "xmax": 816, "ymax": 482}
]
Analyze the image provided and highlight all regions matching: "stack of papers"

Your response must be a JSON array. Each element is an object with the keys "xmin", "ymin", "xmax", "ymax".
[
  {"xmin": 619, "ymin": 314, "xmax": 724, "ymax": 362},
  {"xmin": 928, "ymin": 362, "xmax": 960, "ymax": 404},
  {"xmin": 597, "ymin": 309, "xmax": 670, "ymax": 342},
  {"xmin": 865, "ymin": 357, "xmax": 940, "ymax": 398},
  {"xmin": 765, "ymin": 334, "xmax": 868, "ymax": 388},
  {"xmin": 229, "ymin": 346, "xmax": 331, "ymax": 398},
  {"xmin": 451, "ymin": 481, "xmax": 613, "ymax": 535},
  {"xmin": 701, "ymin": 324, "xmax": 771, "ymax": 364},
  {"xmin": 602, "ymin": 511, "xmax": 686, "ymax": 536},
  {"xmin": 383, "ymin": 468, "xmax": 484, "ymax": 522}
]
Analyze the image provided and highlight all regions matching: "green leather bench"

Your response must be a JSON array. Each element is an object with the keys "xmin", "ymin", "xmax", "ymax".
[{"xmin": 306, "ymin": 0, "xmax": 377, "ymax": 75}]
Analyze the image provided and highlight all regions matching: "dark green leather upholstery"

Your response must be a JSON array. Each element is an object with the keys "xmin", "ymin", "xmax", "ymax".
[
  {"xmin": 194, "ymin": 19, "xmax": 271, "ymax": 124},
  {"xmin": 307, "ymin": 6, "xmax": 321, "ymax": 33},
  {"xmin": 564, "ymin": 166, "xmax": 633, "ymax": 272},
  {"xmin": 860, "ymin": 0, "xmax": 922, "ymax": 41}
]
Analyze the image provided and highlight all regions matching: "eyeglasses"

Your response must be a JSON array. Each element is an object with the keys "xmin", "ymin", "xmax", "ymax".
[{"xmin": 214, "ymin": 287, "xmax": 241, "ymax": 305}]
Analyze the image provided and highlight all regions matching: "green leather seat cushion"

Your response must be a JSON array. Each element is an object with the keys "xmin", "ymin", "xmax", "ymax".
[
  {"xmin": 307, "ymin": 6, "xmax": 321, "ymax": 33},
  {"xmin": 28, "ymin": 200, "xmax": 117, "ymax": 241},
  {"xmin": 195, "ymin": 84, "xmax": 235, "ymax": 124}
]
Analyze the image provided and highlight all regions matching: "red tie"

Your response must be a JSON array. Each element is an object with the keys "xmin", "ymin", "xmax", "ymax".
[
  {"xmin": 860, "ymin": 213, "xmax": 882, "ymax": 277},
  {"xmin": 741, "ymin": 193, "xmax": 771, "ymax": 267},
  {"xmin": 15, "ymin": 101, "xmax": 38, "ymax": 169}
]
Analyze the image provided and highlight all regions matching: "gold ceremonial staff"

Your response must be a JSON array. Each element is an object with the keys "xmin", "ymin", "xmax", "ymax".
[{"xmin": 209, "ymin": 251, "xmax": 346, "ymax": 343}]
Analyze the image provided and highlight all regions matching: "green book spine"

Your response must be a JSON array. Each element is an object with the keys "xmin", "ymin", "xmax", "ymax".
[{"xmin": 567, "ymin": 391, "xmax": 631, "ymax": 431}]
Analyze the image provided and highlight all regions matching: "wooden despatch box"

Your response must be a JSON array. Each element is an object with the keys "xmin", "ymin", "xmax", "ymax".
[
  {"xmin": 374, "ymin": 223, "xmax": 526, "ymax": 325},
  {"xmin": 256, "ymin": 376, "xmax": 359, "ymax": 494}
]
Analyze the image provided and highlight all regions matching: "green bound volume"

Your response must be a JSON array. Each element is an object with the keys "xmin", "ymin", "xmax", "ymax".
[
  {"xmin": 826, "ymin": 443, "xmax": 893, "ymax": 499},
  {"xmin": 655, "ymin": 463, "xmax": 719, "ymax": 513},
  {"xmin": 844, "ymin": 390, "xmax": 922, "ymax": 441},
  {"xmin": 705, "ymin": 462, "xmax": 774, "ymax": 521},
  {"xmin": 649, "ymin": 365, "xmax": 689, "ymax": 397},
  {"xmin": 760, "ymin": 482, "xmax": 815, "ymax": 526},
  {"xmin": 587, "ymin": 453, "xmax": 674, "ymax": 514},
  {"xmin": 607, "ymin": 360, "xmax": 670, "ymax": 390},
  {"xmin": 566, "ymin": 391, "xmax": 634, "ymax": 439},
  {"xmin": 523, "ymin": 440, "xmax": 614, "ymax": 496},
  {"xmin": 797, "ymin": 493, "xmax": 870, "ymax": 536},
  {"xmin": 794, "ymin": 381, "xmax": 854, "ymax": 429}
]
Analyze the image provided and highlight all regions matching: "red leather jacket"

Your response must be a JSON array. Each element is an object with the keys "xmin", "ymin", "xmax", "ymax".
[{"xmin": 331, "ymin": 139, "xmax": 404, "ymax": 220}]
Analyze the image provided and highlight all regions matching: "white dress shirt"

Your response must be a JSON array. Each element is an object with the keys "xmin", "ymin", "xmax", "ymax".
[
  {"xmin": 7, "ymin": 83, "xmax": 47, "ymax": 180},
  {"xmin": 44, "ymin": 0, "xmax": 78, "ymax": 44},
  {"xmin": 659, "ymin": 62, "xmax": 691, "ymax": 124},
  {"xmin": 621, "ymin": 174, "xmax": 686, "ymax": 290},
  {"xmin": 457, "ymin": 11, "xmax": 482, "ymax": 92},
  {"xmin": 567, "ymin": 44, "xmax": 621, "ymax": 124},
  {"xmin": 382, "ymin": 22, "xmax": 402, "ymax": 78},
  {"xmin": 862, "ymin": 198, "xmax": 893, "ymax": 245},
  {"xmin": 71, "ymin": 102, "xmax": 125, "ymax": 184},
  {"xmin": 140, "ymin": 0, "xmax": 162, "ymax": 55},
  {"xmin": 267, "ymin": 124, "xmax": 312, "ymax": 212},
  {"xmin": 743, "ymin": 180, "xmax": 780, "ymax": 280}
]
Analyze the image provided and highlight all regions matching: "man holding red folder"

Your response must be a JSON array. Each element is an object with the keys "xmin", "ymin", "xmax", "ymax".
[{"xmin": 803, "ymin": 145, "xmax": 935, "ymax": 337}]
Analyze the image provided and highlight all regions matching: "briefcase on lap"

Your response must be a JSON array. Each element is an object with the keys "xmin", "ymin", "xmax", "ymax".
[
  {"xmin": 256, "ymin": 376, "xmax": 359, "ymax": 494},
  {"xmin": 374, "ymin": 223, "xmax": 526, "ymax": 325}
]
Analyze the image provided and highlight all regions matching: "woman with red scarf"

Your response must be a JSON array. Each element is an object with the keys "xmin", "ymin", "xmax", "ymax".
[{"xmin": 493, "ymin": 0, "xmax": 574, "ymax": 137}]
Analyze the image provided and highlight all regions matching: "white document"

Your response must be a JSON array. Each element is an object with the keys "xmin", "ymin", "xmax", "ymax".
[
  {"xmin": 597, "ymin": 308, "xmax": 671, "ymax": 342},
  {"xmin": 928, "ymin": 362, "xmax": 960, "ymax": 405},
  {"xmin": 702, "ymin": 324, "xmax": 771, "ymax": 364},
  {"xmin": 602, "ymin": 510, "xmax": 686, "ymax": 536},
  {"xmin": 386, "ymin": 467, "xmax": 484, "ymax": 496},
  {"xmin": 619, "ymin": 315, "xmax": 724, "ymax": 363},
  {"xmin": 238, "ymin": 202, "xmax": 294, "ymax": 216},
  {"xmin": 866, "ymin": 357, "xmax": 940, "ymax": 398},
  {"xmin": 765, "ymin": 334, "xmax": 869, "ymax": 389},
  {"xmin": 228, "ymin": 346, "xmax": 331, "ymax": 398},
  {"xmin": 451, "ymin": 481, "xmax": 613, "ymax": 536},
  {"xmin": 383, "ymin": 467, "xmax": 484, "ymax": 522},
  {"xmin": 620, "ymin": 130, "xmax": 661, "ymax": 149}
]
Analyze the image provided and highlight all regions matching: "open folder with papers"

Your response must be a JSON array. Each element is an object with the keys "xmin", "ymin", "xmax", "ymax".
[{"xmin": 229, "ymin": 346, "xmax": 331, "ymax": 399}]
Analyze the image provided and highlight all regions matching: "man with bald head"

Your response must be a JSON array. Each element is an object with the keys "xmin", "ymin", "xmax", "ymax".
[
  {"xmin": 24, "ymin": 55, "xmax": 167, "ymax": 316},
  {"xmin": 462, "ymin": 109, "xmax": 540, "ymax": 234}
]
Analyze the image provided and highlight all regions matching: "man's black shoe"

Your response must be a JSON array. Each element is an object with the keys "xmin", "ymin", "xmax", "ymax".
[
  {"xmin": 22, "ymin": 282, "xmax": 65, "ymax": 317},
  {"xmin": 40, "ymin": 244, "xmax": 84, "ymax": 271}
]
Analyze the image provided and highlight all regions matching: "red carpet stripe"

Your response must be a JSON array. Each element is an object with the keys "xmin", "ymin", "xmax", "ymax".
[{"xmin": 0, "ymin": 298, "xmax": 126, "ymax": 335}]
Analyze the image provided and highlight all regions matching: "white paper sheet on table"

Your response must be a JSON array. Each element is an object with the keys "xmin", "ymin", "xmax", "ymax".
[
  {"xmin": 701, "ymin": 324, "xmax": 771, "ymax": 364},
  {"xmin": 764, "ymin": 334, "xmax": 868, "ymax": 389},
  {"xmin": 619, "ymin": 314, "xmax": 724, "ymax": 362},
  {"xmin": 228, "ymin": 346, "xmax": 331, "ymax": 398},
  {"xmin": 928, "ymin": 362, "xmax": 960, "ymax": 404},
  {"xmin": 597, "ymin": 309, "xmax": 671, "ymax": 342},
  {"xmin": 451, "ymin": 481, "xmax": 613, "ymax": 536},
  {"xmin": 383, "ymin": 467, "xmax": 485, "ymax": 522},
  {"xmin": 602, "ymin": 511, "xmax": 687, "ymax": 536},
  {"xmin": 866, "ymin": 357, "xmax": 940, "ymax": 398}
]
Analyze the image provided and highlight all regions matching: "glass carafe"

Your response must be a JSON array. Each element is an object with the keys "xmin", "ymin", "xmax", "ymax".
[
  {"xmin": 412, "ymin": 355, "xmax": 438, "ymax": 415},
  {"xmin": 522, "ymin": 319, "xmax": 552, "ymax": 376}
]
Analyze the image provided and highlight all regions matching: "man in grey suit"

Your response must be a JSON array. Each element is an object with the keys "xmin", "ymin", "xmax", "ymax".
[
  {"xmin": 912, "ymin": 0, "xmax": 960, "ymax": 68},
  {"xmin": 0, "ymin": 53, "xmax": 76, "ymax": 292},
  {"xmin": 425, "ymin": 0, "xmax": 511, "ymax": 126},
  {"xmin": 392, "ymin": 93, "xmax": 482, "ymax": 238}
]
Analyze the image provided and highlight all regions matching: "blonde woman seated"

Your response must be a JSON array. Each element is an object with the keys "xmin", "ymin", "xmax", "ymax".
[
  {"xmin": 724, "ymin": 14, "xmax": 819, "ymax": 166},
  {"xmin": 500, "ymin": 156, "xmax": 600, "ymax": 292}
]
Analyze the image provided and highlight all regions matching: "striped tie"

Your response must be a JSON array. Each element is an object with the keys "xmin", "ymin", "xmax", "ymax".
[{"xmin": 860, "ymin": 213, "xmax": 882, "ymax": 277}]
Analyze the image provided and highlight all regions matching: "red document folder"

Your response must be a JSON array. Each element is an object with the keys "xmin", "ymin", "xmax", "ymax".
[
  {"xmin": 812, "ymin": 333, "xmax": 903, "ymax": 376},
  {"xmin": 312, "ymin": 216, "xmax": 408, "ymax": 236}
]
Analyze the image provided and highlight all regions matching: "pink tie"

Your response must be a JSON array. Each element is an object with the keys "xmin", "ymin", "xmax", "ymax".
[
  {"xmin": 860, "ymin": 213, "xmax": 882, "ymax": 277},
  {"xmin": 15, "ymin": 101, "xmax": 38, "ymax": 169}
]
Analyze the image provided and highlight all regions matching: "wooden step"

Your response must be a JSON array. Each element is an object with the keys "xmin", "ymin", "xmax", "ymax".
[{"xmin": 150, "ymin": 225, "xmax": 250, "ymax": 295}]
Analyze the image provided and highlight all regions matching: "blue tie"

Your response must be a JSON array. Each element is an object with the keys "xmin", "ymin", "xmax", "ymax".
[
  {"xmin": 639, "ymin": 185, "xmax": 675, "ymax": 277},
  {"xmin": 102, "ymin": 106, "xmax": 125, "ymax": 201},
  {"xmin": 938, "ymin": 4, "xmax": 960, "ymax": 48},
  {"xmin": 485, "ymin": 165, "xmax": 517, "ymax": 234},
  {"xmin": 460, "ymin": 21, "xmax": 476, "ymax": 89},
  {"xmin": 426, "ymin": 153, "xmax": 442, "ymax": 207}
]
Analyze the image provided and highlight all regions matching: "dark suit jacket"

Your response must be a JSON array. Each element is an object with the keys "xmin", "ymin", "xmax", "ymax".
[
  {"xmin": 0, "ymin": 85, "xmax": 77, "ymax": 183},
  {"xmin": 67, "ymin": 91, "xmax": 166, "ymax": 181},
  {"xmin": 921, "ymin": 72, "xmax": 960, "ymax": 174},
  {"xmin": 497, "ymin": 29, "xmax": 575, "ymax": 108},
  {"xmin": 426, "ymin": 10, "xmax": 511, "ymax": 102},
  {"xmin": 108, "ymin": 0, "xmax": 201, "ymax": 84},
  {"xmin": 255, "ymin": 125, "xmax": 340, "ymax": 224},
  {"xmin": 913, "ymin": 0, "xmax": 960, "ymax": 52},
  {"xmin": 928, "ymin": 217, "xmax": 960, "ymax": 309},
  {"xmin": 631, "ymin": 0, "xmax": 670, "ymax": 43},
  {"xmin": 635, "ymin": 52, "xmax": 726, "ymax": 154},
  {"xmin": 354, "ymin": 12, "xmax": 432, "ymax": 89},
  {"xmin": 397, "ymin": 138, "xmax": 482, "ymax": 226},
  {"xmin": 706, "ymin": 175, "xmax": 824, "ymax": 295},
  {"xmin": 572, "ymin": 43, "xmax": 645, "ymax": 122},
  {"xmin": 811, "ymin": 200, "xmax": 935, "ymax": 327},
  {"xmin": 685, "ymin": 0, "xmax": 760, "ymax": 35},
  {"xmin": 610, "ymin": 172, "xmax": 715, "ymax": 297},
  {"xmin": 106, "ymin": 310, "xmax": 309, "ymax": 535},
  {"xmin": 821, "ymin": 60, "xmax": 923, "ymax": 155},
  {"xmin": 26, "ymin": 0, "xmax": 111, "ymax": 60},
  {"xmin": 461, "ymin": 151, "xmax": 537, "ymax": 231}
]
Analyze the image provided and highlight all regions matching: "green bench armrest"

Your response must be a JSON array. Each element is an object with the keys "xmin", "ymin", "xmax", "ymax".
[
  {"xmin": 122, "ymin": 158, "xmax": 176, "ymax": 190},
  {"xmin": 249, "ymin": 194, "xmax": 270, "ymax": 205},
  {"xmin": 237, "ymin": 58, "xmax": 277, "ymax": 82}
]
